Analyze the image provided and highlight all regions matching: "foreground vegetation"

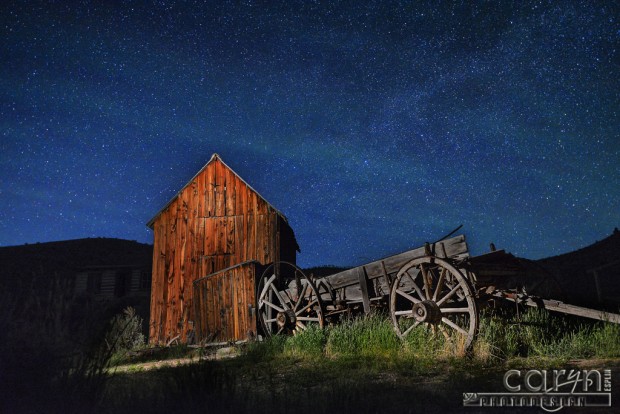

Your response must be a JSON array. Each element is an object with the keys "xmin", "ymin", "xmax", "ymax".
[
  {"xmin": 3, "ymin": 306, "xmax": 620, "ymax": 413},
  {"xmin": 101, "ymin": 310, "xmax": 619, "ymax": 413}
]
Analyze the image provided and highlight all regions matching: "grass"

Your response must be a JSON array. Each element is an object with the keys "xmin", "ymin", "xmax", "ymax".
[
  {"xmin": 239, "ymin": 309, "xmax": 620, "ymax": 371},
  {"xmin": 272, "ymin": 308, "xmax": 620, "ymax": 363},
  {"xmin": 475, "ymin": 307, "xmax": 620, "ymax": 361},
  {"xmin": 96, "ymin": 308, "xmax": 620, "ymax": 414}
]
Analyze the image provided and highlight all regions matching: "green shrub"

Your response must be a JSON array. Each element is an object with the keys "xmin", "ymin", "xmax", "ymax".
[{"xmin": 105, "ymin": 307, "xmax": 145, "ymax": 353}]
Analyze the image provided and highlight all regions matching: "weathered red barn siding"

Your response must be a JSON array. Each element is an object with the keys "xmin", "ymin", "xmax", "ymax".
[
  {"xmin": 193, "ymin": 261, "xmax": 258, "ymax": 342},
  {"xmin": 148, "ymin": 154, "xmax": 297, "ymax": 344}
]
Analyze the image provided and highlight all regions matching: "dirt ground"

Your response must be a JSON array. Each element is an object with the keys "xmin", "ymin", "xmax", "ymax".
[{"xmin": 109, "ymin": 356, "xmax": 620, "ymax": 413}]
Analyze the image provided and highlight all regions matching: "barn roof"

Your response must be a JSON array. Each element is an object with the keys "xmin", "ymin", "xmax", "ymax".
[{"xmin": 146, "ymin": 153, "xmax": 291, "ymax": 229}]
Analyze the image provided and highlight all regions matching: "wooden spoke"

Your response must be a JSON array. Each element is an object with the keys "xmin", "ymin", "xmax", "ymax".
[
  {"xmin": 419, "ymin": 263, "xmax": 432, "ymax": 300},
  {"xmin": 441, "ymin": 317, "xmax": 468, "ymax": 336},
  {"xmin": 438, "ymin": 324, "xmax": 451, "ymax": 341},
  {"xmin": 394, "ymin": 309, "xmax": 415, "ymax": 316},
  {"xmin": 258, "ymin": 274, "xmax": 276, "ymax": 302},
  {"xmin": 297, "ymin": 316, "xmax": 320, "ymax": 322},
  {"xmin": 262, "ymin": 300, "xmax": 285, "ymax": 313},
  {"xmin": 436, "ymin": 283, "xmax": 461, "ymax": 307},
  {"xmin": 269, "ymin": 283, "xmax": 290, "ymax": 311},
  {"xmin": 405, "ymin": 270, "xmax": 425, "ymax": 299},
  {"xmin": 440, "ymin": 307, "xmax": 471, "ymax": 314},
  {"xmin": 401, "ymin": 321, "xmax": 421, "ymax": 337},
  {"xmin": 433, "ymin": 267, "xmax": 446, "ymax": 302},
  {"xmin": 395, "ymin": 289, "xmax": 421, "ymax": 304},
  {"xmin": 294, "ymin": 282, "xmax": 309, "ymax": 312},
  {"xmin": 295, "ymin": 299, "xmax": 318, "ymax": 316}
]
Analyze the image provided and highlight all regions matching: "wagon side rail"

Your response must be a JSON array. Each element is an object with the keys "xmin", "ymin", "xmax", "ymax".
[
  {"xmin": 318, "ymin": 235, "xmax": 470, "ymax": 313},
  {"xmin": 495, "ymin": 291, "xmax": 620, "ymax": 324}
]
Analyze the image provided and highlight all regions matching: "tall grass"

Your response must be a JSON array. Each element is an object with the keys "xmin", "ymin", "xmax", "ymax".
[
  {"xmin": 325, "ymin": 314, "xmax": 400, "ymax": 358},
  {"xmin": 475, "ymin": 308, "xmax": 620, "ymax": 361},
  {"xmin": 245, "ymin": 309, "xmax": 620, "ymax": 366}
]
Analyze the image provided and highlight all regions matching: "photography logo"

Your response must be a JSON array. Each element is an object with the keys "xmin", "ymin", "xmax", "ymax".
[{"xmin": 464, "ymin": 369, "xmax": 612, "ymax": 412}]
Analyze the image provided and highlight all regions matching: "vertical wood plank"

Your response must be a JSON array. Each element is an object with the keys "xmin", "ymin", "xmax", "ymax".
[
  {"xmin": 225, "ymin": 165, "xmax": 235, "ymax": 216},
  {"xmin": 215, "ymin": 160, "xmax": 224, "ymax": 216},
  {"xmin": 234, "ymin": 177, "xmax": 243, "ymax": 216},
  {"xmin": 358, "ymin": 266, "xmax": 371, "ymax": 314},
  {"xmin": 246, "ymin": 213, "xmax": 255, "ymax": 261},
  {"xmin": 226, "ymin": 216, "xmax": 235, "ymax": 255},
  {"xmin": 234, "ymin": 215, "xmax": 244, "ymax": 263},
  {"xmin": 206, "ymin": 162, "xmax": 214, "ymax": 216}
]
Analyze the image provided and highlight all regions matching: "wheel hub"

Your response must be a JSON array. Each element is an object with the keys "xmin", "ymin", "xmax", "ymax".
[
  {"xmin": 276, "ymin": 309, "xmax": 297, "ymax": 329},
  {"xmin": 412, "ymin": 300, "xmax": 442, "ymax": 324}
]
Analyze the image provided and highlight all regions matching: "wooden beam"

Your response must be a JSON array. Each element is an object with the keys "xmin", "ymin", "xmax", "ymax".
[{"xmin": 502, "ymin": 295, "xmax": 620, "ymax": 324}]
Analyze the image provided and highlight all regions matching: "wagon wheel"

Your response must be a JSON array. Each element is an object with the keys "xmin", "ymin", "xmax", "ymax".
[
  {"xmin": 257, "ymin": 262, "xmax": 324, "ymax": 336},
  {"xmin": 389, "ymin": 256, "xmax": 478, "ymax": 352}
]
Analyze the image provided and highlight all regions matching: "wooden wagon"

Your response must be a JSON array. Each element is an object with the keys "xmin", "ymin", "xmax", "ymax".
[{"xmin": 255, "ymin": 234, "xmax": 620, "ymax": 351}]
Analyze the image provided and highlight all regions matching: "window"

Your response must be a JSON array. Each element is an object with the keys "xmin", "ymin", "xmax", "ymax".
[
  {"xmin": 115, "ymin": 270, "xmax": 131, "ymax": 297},
  {"xmin": 139, "ymin": 269, "xmax": 152, "ymax": 290},
  {"xmin": 87, "ymin": 272, "xmax": 102, "ymax": 295}
]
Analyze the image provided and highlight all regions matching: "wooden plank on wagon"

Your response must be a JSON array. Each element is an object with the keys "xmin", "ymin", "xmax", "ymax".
[
  {"xmin": 357, "ymin": 266, "xmax": 371, "ymax": 314},
  {"xmin": 324, "ymin": 236, "xmax": 468, "ymax": 290}
]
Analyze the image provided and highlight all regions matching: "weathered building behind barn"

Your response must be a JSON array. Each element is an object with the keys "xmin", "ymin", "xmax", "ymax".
[
  {"xmin": 74, "ymin": 265, "xmax": 151, "ymax": 299},
  {"xmin": 147, "ymin": 154, "xmax": 298, "ymax": 344}
]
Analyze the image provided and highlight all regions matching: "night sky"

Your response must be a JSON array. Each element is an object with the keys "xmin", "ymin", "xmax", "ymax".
[{"xmin": 1, "ymin": 1, "xmax": 618, "ymax": 267}]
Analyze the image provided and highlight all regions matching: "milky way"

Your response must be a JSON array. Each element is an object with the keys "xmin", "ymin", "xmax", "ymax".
[{"xmin": 1, "ymin": 1, "xmax": 618, "ymax": 267}]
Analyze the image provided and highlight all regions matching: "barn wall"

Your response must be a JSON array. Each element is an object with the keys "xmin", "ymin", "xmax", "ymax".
[
  {"xmin": 149, "ymin": 157, "xmax": 292, "ymax": 344},
  {"xmin": 193, "ymin": 261, "xmax": 258, "ymax": 342}
]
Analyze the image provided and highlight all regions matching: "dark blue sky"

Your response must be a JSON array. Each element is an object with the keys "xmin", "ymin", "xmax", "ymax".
[{"xmin": 1, "ymin": 1, "xmax": 618, "ymax": 267}]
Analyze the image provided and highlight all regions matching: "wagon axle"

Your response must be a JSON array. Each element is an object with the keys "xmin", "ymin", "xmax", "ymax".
[
  {"xmin": 412, "ymin": 300, "xmax": 442, "ymax": 324},
  {"xmin": 276, "ymin": 310, "xmax": 297, "ymax": 330}
]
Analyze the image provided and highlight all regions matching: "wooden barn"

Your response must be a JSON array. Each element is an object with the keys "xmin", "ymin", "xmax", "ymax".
[{"xmin": 147, "ymin": 154, "xmax": 298, "ymax": 345}]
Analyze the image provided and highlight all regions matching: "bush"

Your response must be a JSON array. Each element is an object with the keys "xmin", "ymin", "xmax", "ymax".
[{"xmin": 105, "ymin": 307, "xmax": 145, "ymax": 353}]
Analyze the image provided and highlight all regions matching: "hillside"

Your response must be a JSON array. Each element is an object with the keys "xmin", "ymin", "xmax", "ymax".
[
  {"xmin": 537, "ymin": 229, "xmax": 620, "ymax": 308},
  {"xmin": 0, "ymin": 238, "xmax": 153, "ymax": 285}
]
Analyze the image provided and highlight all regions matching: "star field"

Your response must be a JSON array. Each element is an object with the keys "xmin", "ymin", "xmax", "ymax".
[{"xmin": 1, "ymin": 1, "xmax": 618, "ymax": 267}]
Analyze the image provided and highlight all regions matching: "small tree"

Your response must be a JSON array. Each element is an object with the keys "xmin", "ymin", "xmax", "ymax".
[{"xmin": 105, "ymin": 306, "xmax": 145, "ymax": 352}]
